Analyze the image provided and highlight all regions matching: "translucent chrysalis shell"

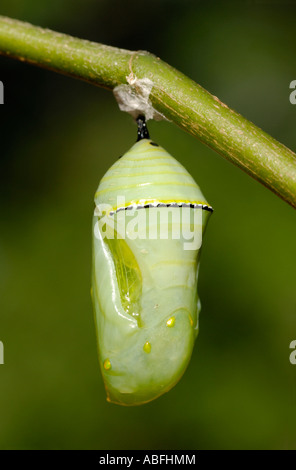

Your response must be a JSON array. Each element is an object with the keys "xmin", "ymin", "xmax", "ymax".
[{"xmin": 92, "ymin": 119, "xmax": 212, "ymax": 405}]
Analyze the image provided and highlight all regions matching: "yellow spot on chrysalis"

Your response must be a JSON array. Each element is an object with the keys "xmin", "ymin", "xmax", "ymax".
[
  {"xmin": 103, "ymin": 359, "xmax": 111, "ymax": 370},
  {"xmin": 166, "ymin": 317, "xmax": 175, "ymax": 328},
  {"xmin": 189, "ymin": 315, "xmax": 193, "ymax": 327},
  {"xmin": 143, "ymin": 342, "xmax": 151, "ymax": 353}
]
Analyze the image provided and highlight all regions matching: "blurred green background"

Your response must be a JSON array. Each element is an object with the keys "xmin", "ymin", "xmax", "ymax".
[{"xmin": 0, "ymin": 0, "xmax": 295, "ymax": 450}]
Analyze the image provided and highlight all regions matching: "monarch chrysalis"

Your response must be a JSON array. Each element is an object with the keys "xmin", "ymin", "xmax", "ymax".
[{"xmin": 92, "ymin": 117, "xmax": 213, "ymax": 406}]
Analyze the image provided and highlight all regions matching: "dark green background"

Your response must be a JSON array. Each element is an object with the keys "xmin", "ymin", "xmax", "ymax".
[{"xmin": 0, "ymin": 0, "xmax": 295, "ymax": 450}]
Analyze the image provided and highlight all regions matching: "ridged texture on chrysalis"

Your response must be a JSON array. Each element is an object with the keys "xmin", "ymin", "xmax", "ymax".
[{"xmin": 92, "ymin": 129, "xmax": 212, "ymax": 406}]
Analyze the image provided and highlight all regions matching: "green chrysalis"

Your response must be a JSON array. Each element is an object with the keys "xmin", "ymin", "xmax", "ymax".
[{"xmin": 92, "ymin": 117, "xmax": 212, "ymax": 405}]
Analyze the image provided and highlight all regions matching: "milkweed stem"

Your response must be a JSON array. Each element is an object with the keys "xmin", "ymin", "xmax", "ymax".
[{"xmin": 0, "ymin": 15, "xmax": 296, "ymax": 208}]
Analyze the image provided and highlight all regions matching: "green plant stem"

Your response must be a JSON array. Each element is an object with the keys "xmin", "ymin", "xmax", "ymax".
[{"xmin": 0, "ymin": 15, "xmax": 296, "ymax": 209}]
